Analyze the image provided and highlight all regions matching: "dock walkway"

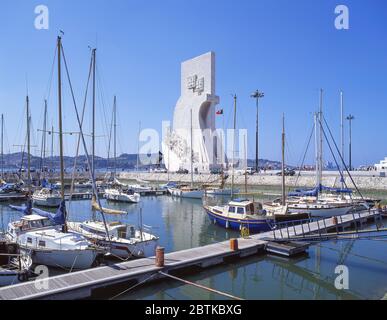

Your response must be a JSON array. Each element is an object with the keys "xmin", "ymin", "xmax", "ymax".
[
  {"xmin": 0, "ymin": 208, "xmax": 382, "ymax": 300},
  {"xmin": 0, "ymin": 238, "xmax": 266, "ymax": 300}
]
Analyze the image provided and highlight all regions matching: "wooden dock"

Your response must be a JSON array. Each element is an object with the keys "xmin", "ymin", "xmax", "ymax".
[
  {"xmin": 0, "ymin": 208, "xmax": 382, "ymax": 300},
  {"xmin": 0, "ymin": 237, "xmax": 266, "ymax": 300}
]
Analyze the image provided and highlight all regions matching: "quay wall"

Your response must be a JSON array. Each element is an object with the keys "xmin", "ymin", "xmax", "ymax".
[{"xmin": 118, "ymin": 171, "xmax": 387, "ymax": 191}]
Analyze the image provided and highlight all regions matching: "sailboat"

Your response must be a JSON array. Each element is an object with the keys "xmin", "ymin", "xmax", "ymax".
[
  {"xmin": 32, "ymin": 100, "xmax": 62, "ymax": 208},
  {"xmin": 103, "ymin": 96, "xmax": 140, "ymax": 204},
  {"xmin": 168, "ymin": 109, "xmax": 204, "ymax": 199},
  {"xmin": 7, "ymin": 36, "xmax": 104, "ymax": 269},
  {"xmin": 0, "ymin": 114, "xmax": 28, "ymax": 201},
  {"xmin": 278, "ymin": 90, "xmax": 363, "ymax": 217},
  {"xmin": 67, "ymin": 215, "xmax": 159, "ymax": 259},
  {"xmin": 204, "ymin": 96, "xmax": 274, "ymax": 233},
  {"xmin": 205, "ymin": 107, "xmax": 309, "ymax": 233}
]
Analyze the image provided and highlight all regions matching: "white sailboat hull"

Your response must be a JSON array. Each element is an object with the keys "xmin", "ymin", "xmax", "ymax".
[
  {"xmin": 67, "ymin": 221, "xmax": 158, "ymax": 259},
  {"xmin": 288, "ymin": 204, "xmax": 353, "ymax": 217},
  {"xmin": 104, "ymin": 189, "xmax": 140, "ymax": 203},
  {"xmin": 20, "ymin": 247, "xmax": 98, "ymax": 269},
  {"xmin": 102, "ymin": 239, "xmax": 158, "ymax": 259},
  {"xmin": 168, "ymin": 188, "xmax": 204, "ymax": 199},
  {"xmin": 32, "ymin": 196, "xmax": 62, "ymax": 207}
]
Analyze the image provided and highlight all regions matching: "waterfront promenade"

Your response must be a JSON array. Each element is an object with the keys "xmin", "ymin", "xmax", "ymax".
[{"xmin": 119, "ymin": 170, "xmax": 387, "ymax": 191}]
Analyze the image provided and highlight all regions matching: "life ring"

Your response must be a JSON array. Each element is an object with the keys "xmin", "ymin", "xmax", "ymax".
[{"xmin": 241, "ymin": 227, "xmax": 250, "ymax": 238}]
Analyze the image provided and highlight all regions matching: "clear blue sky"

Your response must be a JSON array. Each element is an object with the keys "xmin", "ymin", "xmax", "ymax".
[{"xmin": 0, "ymin": 0, "xmax": 386, "ymax": 167}]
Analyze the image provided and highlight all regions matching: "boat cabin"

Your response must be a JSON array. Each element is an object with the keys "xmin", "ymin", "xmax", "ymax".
[
  {"xmin": 226, "ymin": 199, "xmax": 266, "ymax": 216},
  {"xmin": 7, "ymin": 214, "xmax": 54, "ymax": 238},
  {"xmin": 80, "ymin": 221, "xmax": 136, "ymax": 240}
]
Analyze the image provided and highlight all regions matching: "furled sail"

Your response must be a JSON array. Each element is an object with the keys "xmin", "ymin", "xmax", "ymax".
[{"xmin": 91, "ymin": 195, "xmax": 127, "ymax": 215}]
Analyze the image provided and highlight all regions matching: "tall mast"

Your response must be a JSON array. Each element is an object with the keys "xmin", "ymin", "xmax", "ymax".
[
  {"xmin": 91, "ymin": 48, "xmax": 96, "ymax": 183},
  {"xmin": 190, "ymin": 109, "xmax": 193, "ymax": 187},
  {"xmin": 231, "ymin": 95, "xmax": 237, "ymax": 199},
  {"xmin": 167, "ymin": 126, "xmax": 171, "ymax": 181},
  {"xmin": 340, "ymin": 90, "xmax": 344, "ymax": 188},
  {"xmin": 137, "ymin": 121, "xmax": 141, "ymax": 171},
  {"xmin": 314, "ymin": 112, "xmax": 319, "ymax": 193},
  {"xmin": 51, "ymin": 124, "xmax": 54, "ymax": 175},
  {"xmin": 26, "ymin": 95, "xmax": 31, "ymax": 189},
  {"xmin": 281, "ymin": 113, "xmax": 286, "ymax": 205},
  {"xmin": 318, "ymin": 89, "xmax": 323, "ymax": 190},
  {"xmin": 244, "ymin": 134, "xmax": 247, "ymax": 194},
  {"xmin": 113, "ymin": 95, "xmax": 117, "ymax": 179},
  {"xmin": 1, "ymin": 114, "xmax": 3, "ymax": 179},
  {"xmin": 340, "ymin": 91, "xmax": 344, "ymax": 162},
  {"xmin": 40, "ymin": 100, "xmax": 48, "ymax": 179},
  {"xmin": 57, "ymin": 36, "xmax": 65, "ymax": 201}
]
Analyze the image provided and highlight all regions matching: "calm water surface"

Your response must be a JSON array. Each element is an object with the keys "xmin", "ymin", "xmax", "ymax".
[{"xmin": 0, "ymin": 186, "xmax": 386, "ymax": 300}]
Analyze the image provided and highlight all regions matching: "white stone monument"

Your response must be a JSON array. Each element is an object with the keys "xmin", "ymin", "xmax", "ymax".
[{"xmin": 163, "ymin": 52, "xmax": 221, "ymax": 173}]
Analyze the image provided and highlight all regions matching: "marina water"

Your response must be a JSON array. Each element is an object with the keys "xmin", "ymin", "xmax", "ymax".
[{"xmin": 0, "ymin": 186, "xmax": 386, "ymax": 300}]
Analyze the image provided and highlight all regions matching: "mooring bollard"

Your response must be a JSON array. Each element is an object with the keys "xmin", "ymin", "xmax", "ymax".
[
  {"xmin": 332, "ymin": 216, "xmax": 338, "ymax": 225},
  {"xmin": 155, "ymin": 246, "xmax": 165, "ymax": 267},
  {"xmin": 230, "ymin": 238, "xmax": 238, "ymax": 251}
]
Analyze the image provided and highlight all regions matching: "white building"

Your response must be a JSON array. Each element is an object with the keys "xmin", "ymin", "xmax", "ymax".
[
  {"xmin": 375, "ymin": 157, "xmax": 387, "ymax": 172},
  {"xmin": 163, "ymin": 52, "xmax": 221, "ymax": 173}
]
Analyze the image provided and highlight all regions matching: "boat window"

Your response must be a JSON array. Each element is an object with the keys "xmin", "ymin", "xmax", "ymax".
[
  {"xmin": 42, "ymin": 219, "xmax": 53, "ymax": 227},
  {"xmin": 38, "ymin": 240, "xmax": 46, "ymax": 247},
  {"xmin": 29, "ymin": 220, "xmax": 43, "ymax": 229},
  {"xmin": 228, "ymin": 206, "xmax": 236, "ymax": 213},
  {"xmin": 236, "ymin": 207, "xmax": 245, "ymax": 215},
  {"xmin": 130, "ymin": 226, "xmax": 136, "ymax": 237},
  {"xmin": 27, "ymin": 237, "xmax": 32, "ymax": 244},
  {"xmin": 117, "ymin": 227, "xmax": 127, "ymax": 239}
]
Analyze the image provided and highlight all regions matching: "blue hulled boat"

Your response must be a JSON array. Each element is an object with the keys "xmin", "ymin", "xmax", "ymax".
[{"xmin": 204, "ymin": 199, "xmax": 275, "ymax": 233}]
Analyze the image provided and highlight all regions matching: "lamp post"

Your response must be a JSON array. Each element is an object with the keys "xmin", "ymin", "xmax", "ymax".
[
  {"xmin": 250, "ymin": 90, "xmax": 264, "ymax": 173},
  {"xmin": 346, "ymin": 114, "xmax": 355, "ymax": 171}
]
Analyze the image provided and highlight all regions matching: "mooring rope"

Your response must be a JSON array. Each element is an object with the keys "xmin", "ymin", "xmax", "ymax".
[
  {"xmin": 158, "ymin": 271, "xmax": 244, "ymax": 300},
  {"xmin": 109, "ymin": 272, "xmax": 159, "ymax": 300}
]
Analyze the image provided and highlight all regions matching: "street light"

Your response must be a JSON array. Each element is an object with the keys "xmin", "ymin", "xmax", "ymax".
[
  {"xmin": 250, "ymin": 90, "xmax": 264, "ymax": 173},
  {"xmin": 346, "ymin": 114, "xmax": 355, "ymax": 171}
]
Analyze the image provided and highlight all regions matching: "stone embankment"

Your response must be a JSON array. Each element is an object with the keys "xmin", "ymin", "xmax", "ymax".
[{"xmin": 118, "ymin": 171, "xmax": 387, "ymax": 191}]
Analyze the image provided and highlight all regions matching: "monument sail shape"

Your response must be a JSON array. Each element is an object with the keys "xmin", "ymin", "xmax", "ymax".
[{"xmin": 163, "ymin": 52, "xmax": 220, "ymax": 173}]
